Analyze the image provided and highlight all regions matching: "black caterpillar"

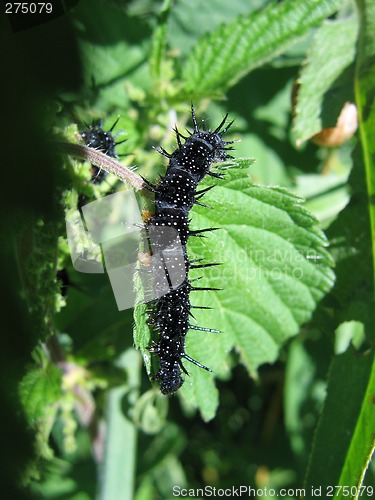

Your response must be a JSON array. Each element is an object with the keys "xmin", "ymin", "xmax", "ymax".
[
  {"xmin": 145, "ymin": 106, "xmax": 233, "ymax": 395},
  {"xmin": 81, "ymin": 118, "xmax": 125, "ymax": 183}
]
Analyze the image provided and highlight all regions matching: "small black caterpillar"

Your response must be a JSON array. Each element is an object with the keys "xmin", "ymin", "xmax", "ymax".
[
  {"xmin": 144, "ymin": 106, "xmax": 234, "ymax": 395},
  {"xmin": 81, "ymin": 118, "xmax": 125, "ymax": 183}
]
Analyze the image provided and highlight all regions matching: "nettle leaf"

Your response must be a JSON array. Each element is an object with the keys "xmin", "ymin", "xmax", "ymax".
[
  {"xmin": 182, "ymin": 0, "xmax": 342, "ymax": 94},
  {"xmin": 19, "ymin": 363, "xmax": 62, "ymax": 425},
  {"xmin": 168, "ymin": 0, "xmax": 267, "ymax": 58},
  {"xmin": 135, "ymin": 168, "xmax": 335, "ymax": 420},
  {"xmin": 70, "ymin": 0, "xmax": 150, "ymax": 107},
  {"xmin": 19, "ymin": 363, "xmax": 62, "ymax": 459},
  {"xmin": 292, "ymin": 16, "xmax": 358, "ymax": 145}
]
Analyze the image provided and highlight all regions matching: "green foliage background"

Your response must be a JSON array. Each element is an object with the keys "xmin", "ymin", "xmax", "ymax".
[{"xmin": 1, "ymin": 0, "xmax": 374, "ymax": 498}]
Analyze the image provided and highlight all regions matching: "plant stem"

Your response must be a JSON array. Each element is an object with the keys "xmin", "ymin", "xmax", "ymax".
[{"xmin": 55, "ymin": 142, "xmax": 145, "ymax": 191}]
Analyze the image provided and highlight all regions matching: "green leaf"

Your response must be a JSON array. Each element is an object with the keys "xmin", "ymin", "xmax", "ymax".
[
  {"xmin": 304, "ymin": 0, "xmax": 375, "ymax": 494},
  {"xmin": 292, "ymin": 16, "xmax": 358, "ymax": 145},
  {"xmin": 19, "ymin": 360, "xmax": 63, "ymax": 460},
  {"xmin": 304, "ymin": 347, "xmax": 375, "ymax": 494},
  {"xmin": 182, "ymin": 0, "xmax": 343, "ymax": 94},
  {"xmin": 135, "ymin": 168, "xmax": 334, "ymax": 420},
  {"xmin": 19, "ymin": 362, "xmax": 62, "ymax": 424},
  {"xmin": 70, "ymin": 0, "xmax": 151, "ymax": 108},
  {"xmin": 168, "ymin": 0, "xmax": 268, "ymax": 58},
  {"xmin": 295, "ymin": 171, "xmax": 351, "ymax": 228}
]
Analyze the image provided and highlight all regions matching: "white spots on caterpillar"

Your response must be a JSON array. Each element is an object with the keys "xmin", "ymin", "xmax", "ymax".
[{"xmin": 146, "ymin": 108, "xmax": 233, "ymax": 394}]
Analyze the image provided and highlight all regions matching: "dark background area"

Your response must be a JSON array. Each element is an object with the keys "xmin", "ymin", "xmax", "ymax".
[{"xmin": 0, "ymin": 2, "xmax": 82, "ymax": 496}]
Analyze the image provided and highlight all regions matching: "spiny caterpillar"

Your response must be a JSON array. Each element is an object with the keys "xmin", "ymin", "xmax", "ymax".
[
  {"xmin": 81, "ymin": 118, "xmax": 125, "ymax": 183},
  {"xmin": 144, "ymin": 106, "xmax": 234, "ymax": 395}
]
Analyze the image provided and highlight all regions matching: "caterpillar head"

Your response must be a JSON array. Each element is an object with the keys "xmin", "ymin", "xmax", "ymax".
[{"xmin": 156, "ymin": 363, "xmax": 184, "ymax": 395}]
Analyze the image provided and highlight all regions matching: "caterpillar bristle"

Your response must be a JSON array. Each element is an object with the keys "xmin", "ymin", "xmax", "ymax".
[
  {"xmin": 190, "ymin": 227, "xmax": 220, "ymax": 235},
  {"xmin": 173, "ymin": 125, "xmax": 188, "ymax": 142},
  {"xmin": 191, "ymin": 103, "xmax": 199, "ymax": 133},
  {"xmin": 191, "ymin": 286, "xmax": 222, "ymax": 292},
  {"xmin": 207, "ymin": 172, "xmax": 225, "ymax": 179},
  {"xmin": 182, "ymin": 353, "xmax": 212, "ymax": 372},
  {"xmin": 178, "ymin": 359, "xmax": 191, "ymax": 376},
  {"xmin": 190, "ymin": 262, "xmax": 221, "ymax": 269},
  {"xmin": 194, "ymin": 201, "xmax": 212, "ymax": 209},
  {"xmin": 153, "ymin": 145, "xmax": 172, "ymax": 158},
  {"xmin": 189, "ymin": 324, "xmax": 221, "ymax": 334},
  {"xmin": 140, "ymin": 175, "xmax": 157, "ymax": 192},
  {"xmin": 188, "ymin": 310, "xmax": 196, "ymax": 320},
  {"xmin": 108, "ymin": 116, "xmax": 120, "ymax": 132},
  {"xmin": 214, "ymin": 113, "xmax": 229, "ymax": 134},
  {"xmin": 217, "ymin": 118, "xmax": 234, "ymax": 136},
  {"xmin": 195, "ymin": 186, "xmax": 215, "ymax": 198}
]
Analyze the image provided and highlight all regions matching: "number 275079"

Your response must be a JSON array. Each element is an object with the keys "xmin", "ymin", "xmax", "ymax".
[{"xmin": 5, "ymin": 3, "xmax": 53, "ymax": 14}]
